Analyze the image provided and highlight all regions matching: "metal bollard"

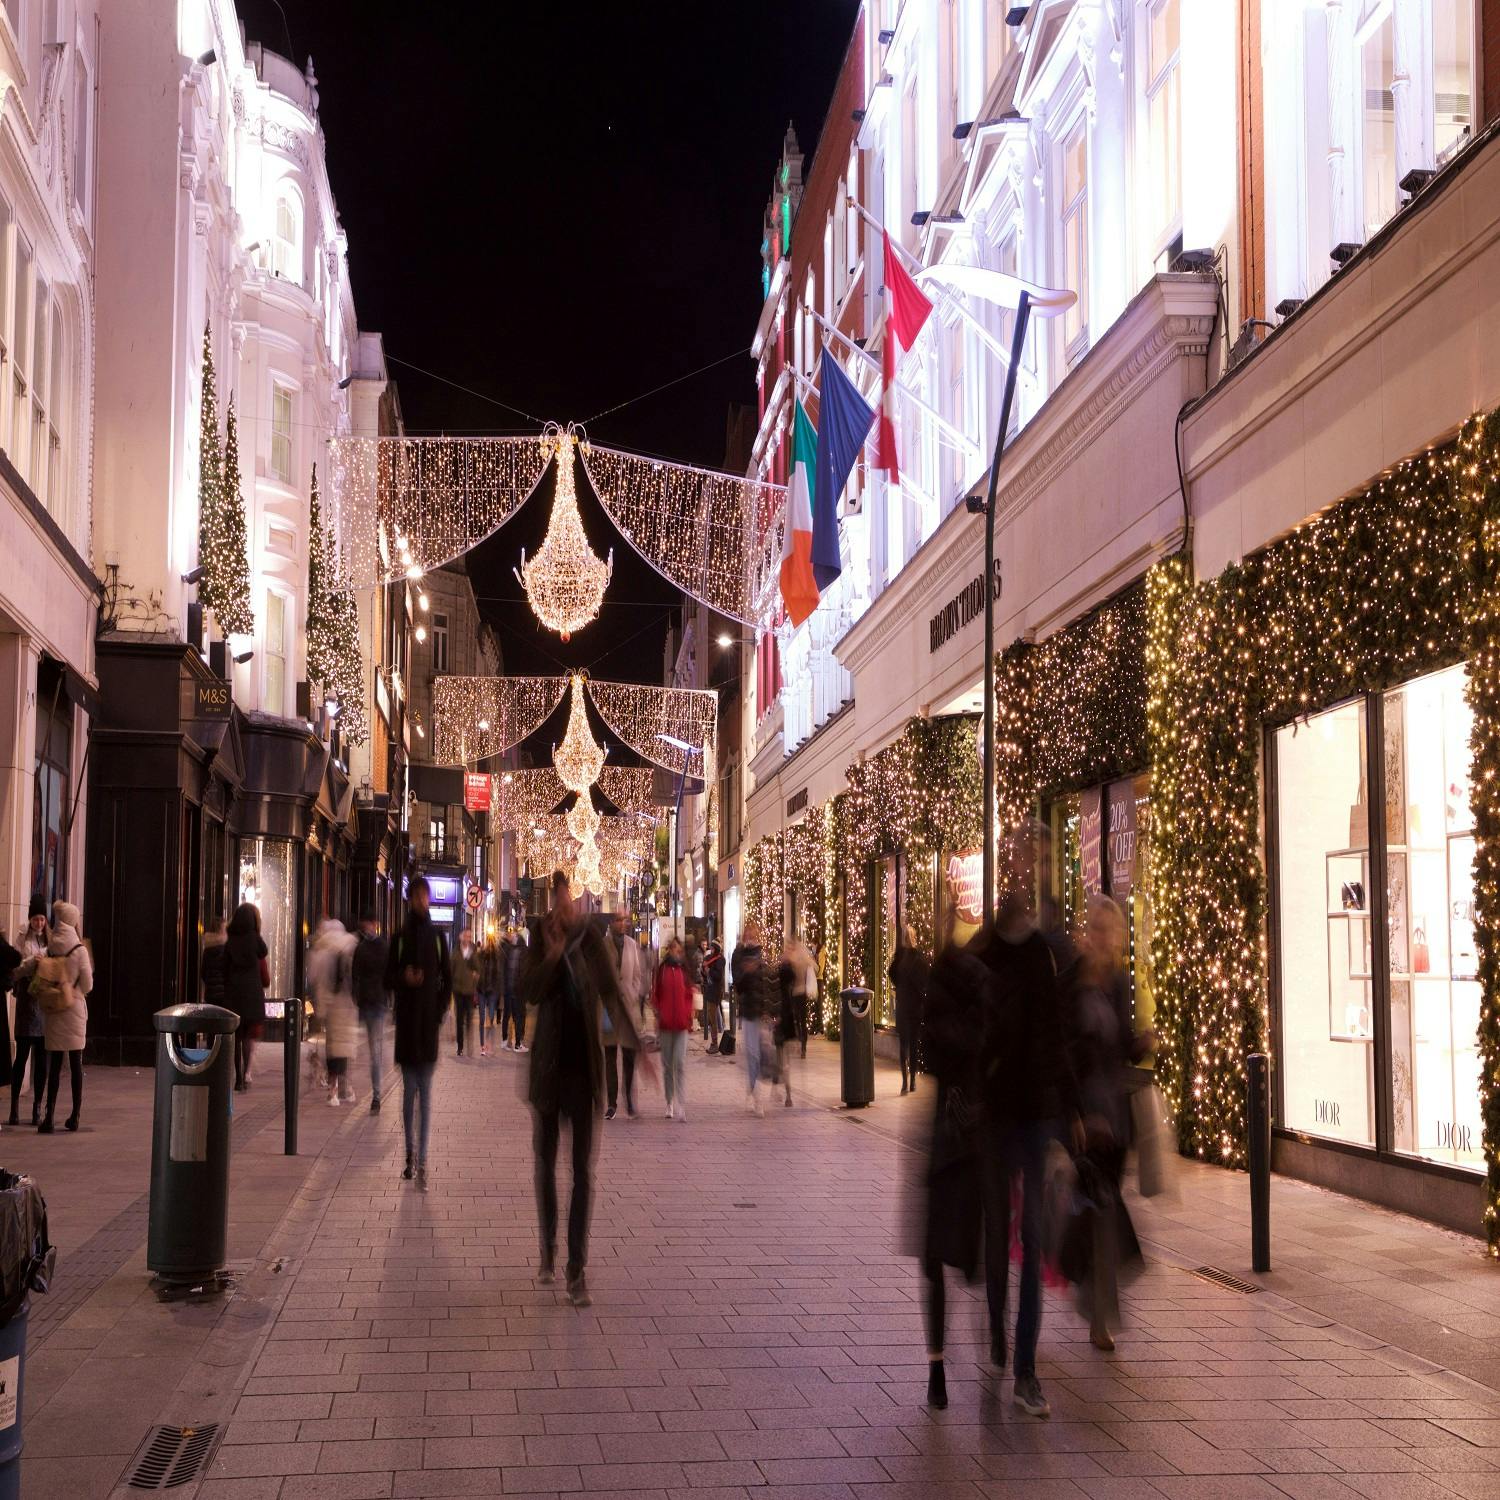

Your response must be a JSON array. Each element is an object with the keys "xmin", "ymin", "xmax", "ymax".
[
  {"xmin": 284, "ymin": 993, "xmax": 300, "ymax": 1157},
  {"xmin": 1247, "ymin": 1052, "xmax": 1271, "ymax": 1272}
]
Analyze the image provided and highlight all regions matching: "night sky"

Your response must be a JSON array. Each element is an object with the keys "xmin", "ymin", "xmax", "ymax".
[{"xmin": 238, "ymin": 0, "xmax": 859, "ymax": 716}]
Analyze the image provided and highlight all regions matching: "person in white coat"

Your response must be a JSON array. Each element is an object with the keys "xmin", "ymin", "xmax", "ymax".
[
  {"xmin": 307, "ymin": 918, "xmax": 360, "ymax": 1106},
  {"xmin": 39, "ymin": 900, "xmax": 91, "ymax": 1132}
]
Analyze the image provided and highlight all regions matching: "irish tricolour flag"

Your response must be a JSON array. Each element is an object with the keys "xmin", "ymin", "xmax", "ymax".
[{"xmin": 779, "ymin": 399, "xmax": 820, "ymax": 627}]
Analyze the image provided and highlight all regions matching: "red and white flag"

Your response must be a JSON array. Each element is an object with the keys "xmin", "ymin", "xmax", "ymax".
[{"xmin": 877, "ymin": 231, "xmax": 935, "ymax": 481}]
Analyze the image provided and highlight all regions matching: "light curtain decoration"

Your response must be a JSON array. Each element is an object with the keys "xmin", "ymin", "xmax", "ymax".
[
  {"xmin": 493, "ymin": 769, "xmax": 567, "ymax": 830},
  {"xmin": 585, "ymin": 681, "xmax": 716, "ymax": 778},
  {"xmin": 597, "ymin": 766, "xmax": 663, "ymax": 815},
  {"xmin": 554, "ymin": 674, "xmax": 606, "ymax": 793},
  {"xmin": 326, "ymin": 434, "xmax": 552, "ymax": 589},
  {"xmin": 566, "ymin": 791, "xmax": 602, "ymax": 844},
  {"xmin": 518, "ymin": 426, "xmax": 613, "ymax": 640},
  {"xmin": 431, "ymin": 675, "xmax": 568, "ymax": 766}
]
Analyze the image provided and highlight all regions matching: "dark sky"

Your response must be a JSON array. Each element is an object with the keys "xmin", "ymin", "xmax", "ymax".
[{"xmin": 239, "ymin": 1, "xmax": 857, "ymax": 724}]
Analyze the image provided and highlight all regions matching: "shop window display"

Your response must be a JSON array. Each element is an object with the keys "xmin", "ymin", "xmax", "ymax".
[{"xmin": 238, "ymin": 836, "xmax": 297, "ymax": 1005}]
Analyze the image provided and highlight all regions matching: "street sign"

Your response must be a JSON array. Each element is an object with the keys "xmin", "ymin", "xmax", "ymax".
[
  {"xmin": 465, "ymin": 884, "xmax": 482, "ymax": 911},
  {"xmin": 464, "ymin": 773, "xmax": 492, "ymax": 812}
]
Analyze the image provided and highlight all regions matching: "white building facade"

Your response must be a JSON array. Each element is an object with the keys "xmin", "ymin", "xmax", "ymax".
[
  {"xmin": 0, "ymin": 0, "xmax": 101, "ymax": 943},
  {"xmin": 742, "ymin": 0, "xmax": 1498, "ymax": 1234}
]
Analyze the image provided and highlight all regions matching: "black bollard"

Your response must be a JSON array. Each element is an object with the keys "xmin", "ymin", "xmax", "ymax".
[
  {"xmin": 283, "ymin": 994, "xmax": 300, "ymax": 1156},
  {"xmin": 1247, "ymin": 1052, "xmax": 1271, "ymax": 1272}
]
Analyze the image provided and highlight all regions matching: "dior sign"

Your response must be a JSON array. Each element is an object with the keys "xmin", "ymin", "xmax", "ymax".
[{"xmin": 929, "ymin": 559, "xmax": 1003, "ymax": 653}]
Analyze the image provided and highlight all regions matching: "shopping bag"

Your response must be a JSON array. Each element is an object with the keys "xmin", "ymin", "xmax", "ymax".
[{"xmin": 1131, "ymin": 1082, "xmax": 1176, "ymax": 1199}]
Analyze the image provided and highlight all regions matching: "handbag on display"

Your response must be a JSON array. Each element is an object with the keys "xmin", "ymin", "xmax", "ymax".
[
  {"xmin": 1340, "ymin": 881, "xmax": 1365, "ymax": 912},
  {"xmin": 1412, "ymin": 923, "xmax": 1430, "ymax": 974}
]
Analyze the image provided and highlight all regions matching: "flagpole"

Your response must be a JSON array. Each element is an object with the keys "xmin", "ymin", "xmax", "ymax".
[
  {"xmin": 808, "ymin": 307, "xmax": 980, "ymax": 458},
  {"xmin": 845, "ymin": 195, "xmax": 1015, "ymax": 369},
  {"xmin": 981, "ymin": 290, "xmax": 1031, "ymax": 928}
]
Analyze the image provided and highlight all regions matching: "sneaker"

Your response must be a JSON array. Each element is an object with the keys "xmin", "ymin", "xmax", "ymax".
[
  {"xmin": 784, "ymin": 1093, "xmax": 793, "ymax": 1108},
  {"xmin": 566, "ymin": 1271, "xmax": 591, "ymax": 1308},
  {"xmin": 401, "ymin": 1159, "xmax": 414, "ymax": 1180},
  {"xmin": 605, "ymin": 1105, "xmax": 617, "ymax": 1121},
  {"xmin": 665, "ymin": 1106, "xmax": 675, "ymax": 1120},
  {"xmin": 328, "ymin": 1094, "xmax": 342, "ymax": 1108},
  {"xmin": 370, "ymin": 1097, "xmax": 380, "ymax": 1114},
  {"xmin": 537, "ymin": 1256, "xmax": 555, "ymax": 1286},
  {"xmin": 514, "ymin": 1042, "xmax": 528, "ymax": 1053},
  {"xmin": 675, "ymin": 1106, "xmax": 687, "ymax": 1123},
  {"xmin": 1013, "ymin": 1376, "xmax": 1050, "ymax": 1419},
  {"xmin": 990, "ymin": 1335, "xmax": 1008, "ymax": 1370},
  {"xmin": 417, "ymin": 1166, "xmax": 428, "ymax": 1192},
  {"xmin": 752, "ymin": 1097, "xmax": 765, "ymax": 1118},
  {"xmin": 746, "ymin": 1093, "xmax": 757, "ymax": 1114},
  {"xmin": 501, "ymin": 1040, "xmax": 512, "ymax": 1051}
]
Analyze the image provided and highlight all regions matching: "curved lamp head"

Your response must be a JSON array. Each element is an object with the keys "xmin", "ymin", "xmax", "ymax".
[{"xmin": 916, "ymin": 264, "xmax": 1075, "ymax": 316}]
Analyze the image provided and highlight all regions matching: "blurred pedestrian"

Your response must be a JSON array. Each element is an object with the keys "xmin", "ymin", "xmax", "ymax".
[
  {"xmin": 701, "ymin": 937, "xmax": 725, "ymax": 1048},
  {"xmin": 524, "ymin": 871, "xmax": 652, "ymax": 1305},
  {"xmin": 309, "ymin": 918, "xmax": 359, "ymax": 1106},
  {"xmin": 785, "ymin": 935, "xmax": 816, "ymax": 1057},
  {"xmin": 478, "ymin": 933, "xmax": 501, "ymax": 1056},
  {"xmin": 1069, "ymin": 894, "xmax": 1149, "ymax": 1352},
  {"xmin": 908, "ymin": 912, "xmax": 986, "ymax": 1409},
  {"xmin": 10, "ymin": 896, "xmax": 49, "ymax": 1125},
  {"xmin": 602, "ymin": 937, "xmax": 642, "ymax": 1123},
  {"xmin": 774, "ymin": 944, "xmax": 799, "ymax": 1107},
  {"xmin": 200, "ymin": 914, "xmax": 229, "ymax": 1007},
  {"xmin": 386, "ymin": 877, "xmax": 451, "ymax": 1187},
  {"xmin": 890, "ymin": 924, "xmax": 931, "ymax": 1094},
  {"xmin": 352, "ymin": 909, "xmax": 389, "ymax": 1111},
  {"xmin": 652, "ymin": 936, "xmax": 694, "ymax": 1121},
  {"xmin": 224, "ymin": 903, "xmax": 268, "ymax": 1092},
  {"xmin": 452, "ymin": 927, "xmax": 480, "ymax": 1057},
  {"xmin": 37, "ymin": 899, "xmax": 91, "ymax": 1133},
  {"xmin": 973, "ymin": 827, "xmax": 1081, "ymax": 1420},
  {"xmin": 732, "ymin": 923, "xmax": 773, "ymax": 1115},
  {"xmin": 500, "ymin": 925, "xmax": 527, "ymax": 1051}
]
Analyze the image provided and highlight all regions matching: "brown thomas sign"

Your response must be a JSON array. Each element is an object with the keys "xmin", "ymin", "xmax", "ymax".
[{"xmin": 929, "ymin": 558, "xmax": 1003, "ymax": 653}]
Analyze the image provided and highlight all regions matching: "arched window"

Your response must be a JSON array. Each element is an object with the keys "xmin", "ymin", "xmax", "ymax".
[{"xmin": 271, "ymin": 188, "xmax": 301, "ymax": 285}]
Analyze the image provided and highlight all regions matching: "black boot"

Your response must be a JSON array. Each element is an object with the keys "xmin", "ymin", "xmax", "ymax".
[
  {"xmin": 927, "ymin": 1359, "xmax": 948, "ymax": 1409},
  {"xmin": 30, "ymin": 1100, "xmax": 40, "ymax": 1127},
  {"xmin": 37, "ymin": 1116, "xmax": 53, "ymax": 1134}
]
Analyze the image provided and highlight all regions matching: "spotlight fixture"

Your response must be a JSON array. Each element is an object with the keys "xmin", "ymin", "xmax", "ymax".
[
  {"xmin": 1274, "ymin": 297, "xmax": 1304, "ymax": 319},
  {"xmin": 337, "ymin": 374, "xmax": 355, "ymax": 390},
  {"xmin": 414, "ymin": 624, "xmax": 427, "ymax": 643},
  {"xmin": 182, "ymin": 565, "xmax": 207, "ymax": 585},
  {"xmin": 233, "ymin": 649, "xmax": 254, "ymax": 665},
  {"xmin": 196, "ymin": 48, "xmax": 217, "ymax": 66},
  {"xmin": 1398, "ymin": 167, "xmax": 1434, "ymax": 196},
  {"xmin": 325, "ymin": 696, "xmax": 340, "ymax": 718},
  {"xmin": 244, "ymin": 240, "xmax": 261, "ymax": 255},
  {"xmin": 417, "ymin": 592, "xmax": 429, "ymax": 611},
  {"xmin": 716, "ymin": 632, "xmax": 733, "ymax": 648},
  {"xmin": 1005, "ymin": 5, "xmax": 1030, "ymax": 23},
  {"xmin": 1330, "ymin": 241, "xmax": 1362, "ymax": 267}
]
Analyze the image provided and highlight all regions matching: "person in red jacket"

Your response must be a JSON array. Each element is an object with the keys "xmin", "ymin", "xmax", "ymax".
[{"xmin": 652, "ymin": 937, "xmax": 695, "ymax": 1121}]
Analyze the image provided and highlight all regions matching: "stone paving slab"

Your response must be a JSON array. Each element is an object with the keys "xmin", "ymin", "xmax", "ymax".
[{"xmin": 14, "ymin": 1026, "xmax": 1500, "ymax": 1498}]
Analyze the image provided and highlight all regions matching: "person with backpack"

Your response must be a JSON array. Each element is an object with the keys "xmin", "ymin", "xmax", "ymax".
[
  {"xmin": 351, "ymin": 911, "xmax": 389, "ymax": 1110},
  {"xmin": 10, "ymin": 895, "xmax": 49, "ymax": 1126},
  {"xmin": 35, "ymin": 899, "xmax": 91, "ymax": 1133},
  {"xmin": 385, "ymin": 877, "xmax": 451, "ymax": 1188},
  {"xmin": 224, "ymin": 903, "xmax": 268, "ymax": 1091},
  {"xmin": 652, "ymin": 937, "xmax": 694, "ymax": 1121},
  {"xmin": 308, "ymin": 918, "xmax": 360, "ymax": 1106},
  {"xmin": 451, "ymin": 928, "xmax": 480, "ymax": 1058}
]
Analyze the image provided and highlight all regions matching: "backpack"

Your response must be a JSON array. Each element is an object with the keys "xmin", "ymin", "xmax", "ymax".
[
  {"xmin": 717, "ymin": 1029, "xmax": 736, "ymax": 1056},
  {"xmin": 31, "ymin": 946, "xmax": 82, "ymax": 1015}
]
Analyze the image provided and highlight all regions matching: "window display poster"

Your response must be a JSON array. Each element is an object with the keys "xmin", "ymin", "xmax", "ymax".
[
  {"xmin": 1079, "ymin": 786, "xmax": 1103, "ymax": 896},
  {"xmin": 1107, "ymin": 781, "xmax": 1137, "ymax": 895}
]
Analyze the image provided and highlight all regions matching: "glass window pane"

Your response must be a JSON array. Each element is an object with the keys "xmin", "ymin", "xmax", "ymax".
[
  {"xmin": 1275, "ymin": 698, "xmax": 1376, "ymax": 1147},
  {"xmin": 13, "ymin": 233, "xmax": 30, "ymax": 375},
  {"xmin": 1361, "ymin": 15, "xmax": 1396, "ymax": 238},
  {"xmin": 1383, "ymin": 663, "xmax": 1482, "ymax": 1170},
  {"xmin": 1432, "ymin": 1, "xmax": 1472, "ymax": 163},
  {"xmin": 266, "ymin": 590, "xmax": 285, "ymax": 654},
  {"xmin": 237, "ymin": 836, "xmax": 297, "ymax": 1000}
]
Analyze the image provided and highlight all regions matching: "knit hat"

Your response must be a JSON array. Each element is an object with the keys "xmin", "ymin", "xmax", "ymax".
[
  {"xmin": 51, "ymin": 900, "xmax": 81, "ymax": 931},
  {"xmin": 27, "ymin": 894, "xmax": 45, "ymax": 920}
]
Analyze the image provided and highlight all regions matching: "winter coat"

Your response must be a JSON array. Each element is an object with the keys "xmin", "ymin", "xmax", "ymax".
[
  {"xmin": 224, "ymin": 929, "xmax": 269, "ymax": 1026},
  {"xmin": 501, "ymin": 936, "xmax": 524, "ymax": 997},
  {"xmin": 613, "ymin": 932, "xmax": 643, "ymax": 1006},
  {"xmin": 307, "ymin": 920, "xmax": 360, "ymax": 1061},
  {"xmin": 385, "ymin": 912, "xmax": 450, "ymax": 1068},
  {"xmin": 200, "ymin": 936, "xmax": 229, "ymax": 1008},
  {"xmin": 731, "ymin": 943, "xmax": 773, "ymax": 1021},
  {"xmin": 524, "ymin": 915, "xmax": 636, "ymax": 1114},
  {"xmin": 451, "ymin": 943, "xmax": 480, "ymax": 997},
  {"xmin": 702, "ymin": 945, "xmax": 726, "ymax": 999},
  {"xmin": 889, "ymin": 944, "xmax": 931, "ymax": 1040},
  {"xmin": 351, "ymin": 931, "xmax": 389, "ymax": 1017},
  {"xmin": 13, "ymin": 924, "xmax": 47, "ymax": 1039},
  {"xmin": 42, "ymin": 922, "xmax": 91, "ymax": 1053},
  {"xmin": 652, "ymin": 957, "xmax": 695, "ymax": 1033}
]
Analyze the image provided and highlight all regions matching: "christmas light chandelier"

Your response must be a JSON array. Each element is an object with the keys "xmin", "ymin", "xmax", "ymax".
[
  {"xmin": 553, "ymin": 674, "xmax": 606, "ymax": 793},
  {"xmin": 566, "ymin": 792, "xmax": 601, "ymax": 844},
  {"xmin": 518, "ymin": 425, "xmax": 613, "ymax": 640}
]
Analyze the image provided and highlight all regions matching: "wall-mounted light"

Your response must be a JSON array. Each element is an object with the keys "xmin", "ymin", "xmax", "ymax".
[
  {"xmin": 233, "ymin": 649, "xmax": 254, "ymax": 665},
  {"xmin": 325, "ymin": 696, "xmax": 340, "ymax": 718},
  {"xmin": 196, "ymin": 48, "xmax": 217, "ymax": 66},
  {"xmin": 418, "ymin": 592, "xmax": 429, "ymax": 611},
  {"xmin": 337, "ymin": 374, "xmax": 354, "ymax": 390},
  {"xmin": 414, "ymin": 624, "xmax": 427, "ymax": 643},
  {"xmin": 182, "ymin": 565, "xmax": 206, "ymax": 585}
]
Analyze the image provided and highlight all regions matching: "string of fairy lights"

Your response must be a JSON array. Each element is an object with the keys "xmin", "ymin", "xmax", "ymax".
[
  {"xmin": 430, "ymin": 676, "xmax": 569, "ymax": 767},
  {"xmin": 518, "ymin": 427, "xmax": 613, "ymax": 640}
]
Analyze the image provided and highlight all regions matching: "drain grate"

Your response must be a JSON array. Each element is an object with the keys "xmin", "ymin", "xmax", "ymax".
[
  {"xmin": 1189, "ymin": 1265, "xmax": 1260, "ymax": 1294},
  {"xmin": 125, "ymin": 1423, "xmax": 221, "ymax": 1489}
]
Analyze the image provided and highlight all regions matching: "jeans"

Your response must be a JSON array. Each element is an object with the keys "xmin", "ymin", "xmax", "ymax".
[
  {"xmin": 10, "ymin": 1035, "xmax": 44, "ymax": 1118},
  {"xmin": 45, "ymin": 1049, "xmax": 83, "ymax": 1122},
  {"xmin": 454, "ymin": 995, "xmax": 475, "ymax": 1054},
  {"xmin": 660, "ymin": 1029, "xmax": 687, "ymax": 1111},
  {"xmin": 477, "ymin": 991, "xmax": 498, "ymax": 1048},
  {"xmin": 743, "ymin": 1015, "xmax": 764, "ymax": 1092},
  {"xmin": 401, "ymin": 1061, "xmax": 435, "ymax": 1165},
  {"xmin": 702, "ymin": 992, "xmax": 722, "ymax": 1043},
  {"xmin": 502, "ymin": 989, "xmax": 525, "ymax": 1047},
  {"xmin": 605, "ymin": 1045, "xmax": 635, "ymax": 1113},
  {"xmin": 362, "ymin": 1010, "xmax": 384, "ymax": 1098},
  {"xmin": 533, "ymin": 1074, "xmax": 595, "ymax": 1275},
  {"xmin": 981, "ymin": 1117, "xmax": 1052, "ymax": 1379}
]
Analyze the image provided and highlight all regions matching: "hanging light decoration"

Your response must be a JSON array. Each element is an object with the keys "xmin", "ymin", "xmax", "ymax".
[
  {"xmin": 518, "ymin": 425, "xmax": 612, "ymax": 641},
  {"xmin": 553, "ymin": 674, "xmax": 606, "ymax": 793},
  {"xmin": 566, "ymin": 792, "xmax": 601, "ymax": 844}
]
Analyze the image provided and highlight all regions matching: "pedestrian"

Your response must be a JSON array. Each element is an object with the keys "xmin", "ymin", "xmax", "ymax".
[
  {"xmin": 500, "ymin": 925, "xmax": 527, "ymax": 1051},
  {"xmin": 308, "ymin": 917, "xmax": 359, "ymax": 1107},
  {"xmin": 1068, "ymin": 894, "xmax": 1149, "ymax": 1352},
  {"xmin": 35, "ymin": 899, "xmax": 91, "ymax": 1133},
  {"xmin": 785, "ymin": 934, "xmax": 816, "ymax": 1057},
  {"xmin": 652, "ymin": 936, "xmax": 694, "ymax": 1121},
  {"xmin": 352, "ymin": 909, "xmax": 389, "ymax": 1111},
  {"xmin": 200, "ymin": 914, "xmax": 229, "ymax": 1007},
  {"xmin": 609, "ymin": 913, "xmax": 643, "ymax": 1028},
  {"xmin": 773, "ymin": 944, "xmax": 798, "ymax": 1107},
  {"xmin": 908, "ymin": 912, "xmax": 986, "ymax": 1410},
  {"xmin": 700, "ymin": 937, "xmax": 725, "ymax": 1048},
  {"xmin": 974, "ymin": 826, "xmax": 1081, "ymax": 1420},
  {"xmin": 890, "ymin": 924, "xmax": 931, "ymax": 1094},
  {"xmin": 0, "ymin": 930, "xmax": 19, "ymax": 1130},
  {"xmin": 524, "ymin": 871, "xmax": 652, "ymax": 1305},
  {"xmin": 10, "ymin": 895, "xmax": 49, "ymax": 1126},
  {"xmin": 732, "ymin": 923, "xmax": 773, "ymax": 1115},
  {"xmin": 385, "ymin": 877, "xmax": 451, "ymax": 1188},
  {"xmin": 224, "ymin": 903, "xmax": 268, "ymax": 1092},
  {"xmin": 451, "ymin": 927, "xmax": 480, "ymax": 1057},
  {"xmin": 478, "ymin": 933, "xmax": 501, "ymax": 1056}
]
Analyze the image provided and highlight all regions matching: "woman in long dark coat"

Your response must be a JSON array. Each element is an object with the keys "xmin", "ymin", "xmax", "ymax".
[
  {"xmin": 889, "ymin": 923, "xmax": 930, "ymax": 1093},
  {"xmin": 224, "ymin": 904, "xmax": 268, "ymax": 1091},
  {"xmin": 904, "ymin": 922, "xmax": 985, "ymax": 1409}
]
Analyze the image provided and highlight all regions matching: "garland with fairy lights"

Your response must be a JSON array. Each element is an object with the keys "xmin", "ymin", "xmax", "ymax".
[
  {"xmin": 306, "ymin": 466, "xmax": 336, "ymax": 687},
  {"xmin": 1146, "ymin": 415, "xmax": 1500, "ymax": 1251},
  {"xmin": 195, "ymin": 325, "xmax": 254, "ymax": 638}
]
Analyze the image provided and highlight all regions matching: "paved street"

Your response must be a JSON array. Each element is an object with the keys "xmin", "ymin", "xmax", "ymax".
[{"xmin": 7, "ymin": 1032, "xmax": 1497, "ymax": 1499}]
